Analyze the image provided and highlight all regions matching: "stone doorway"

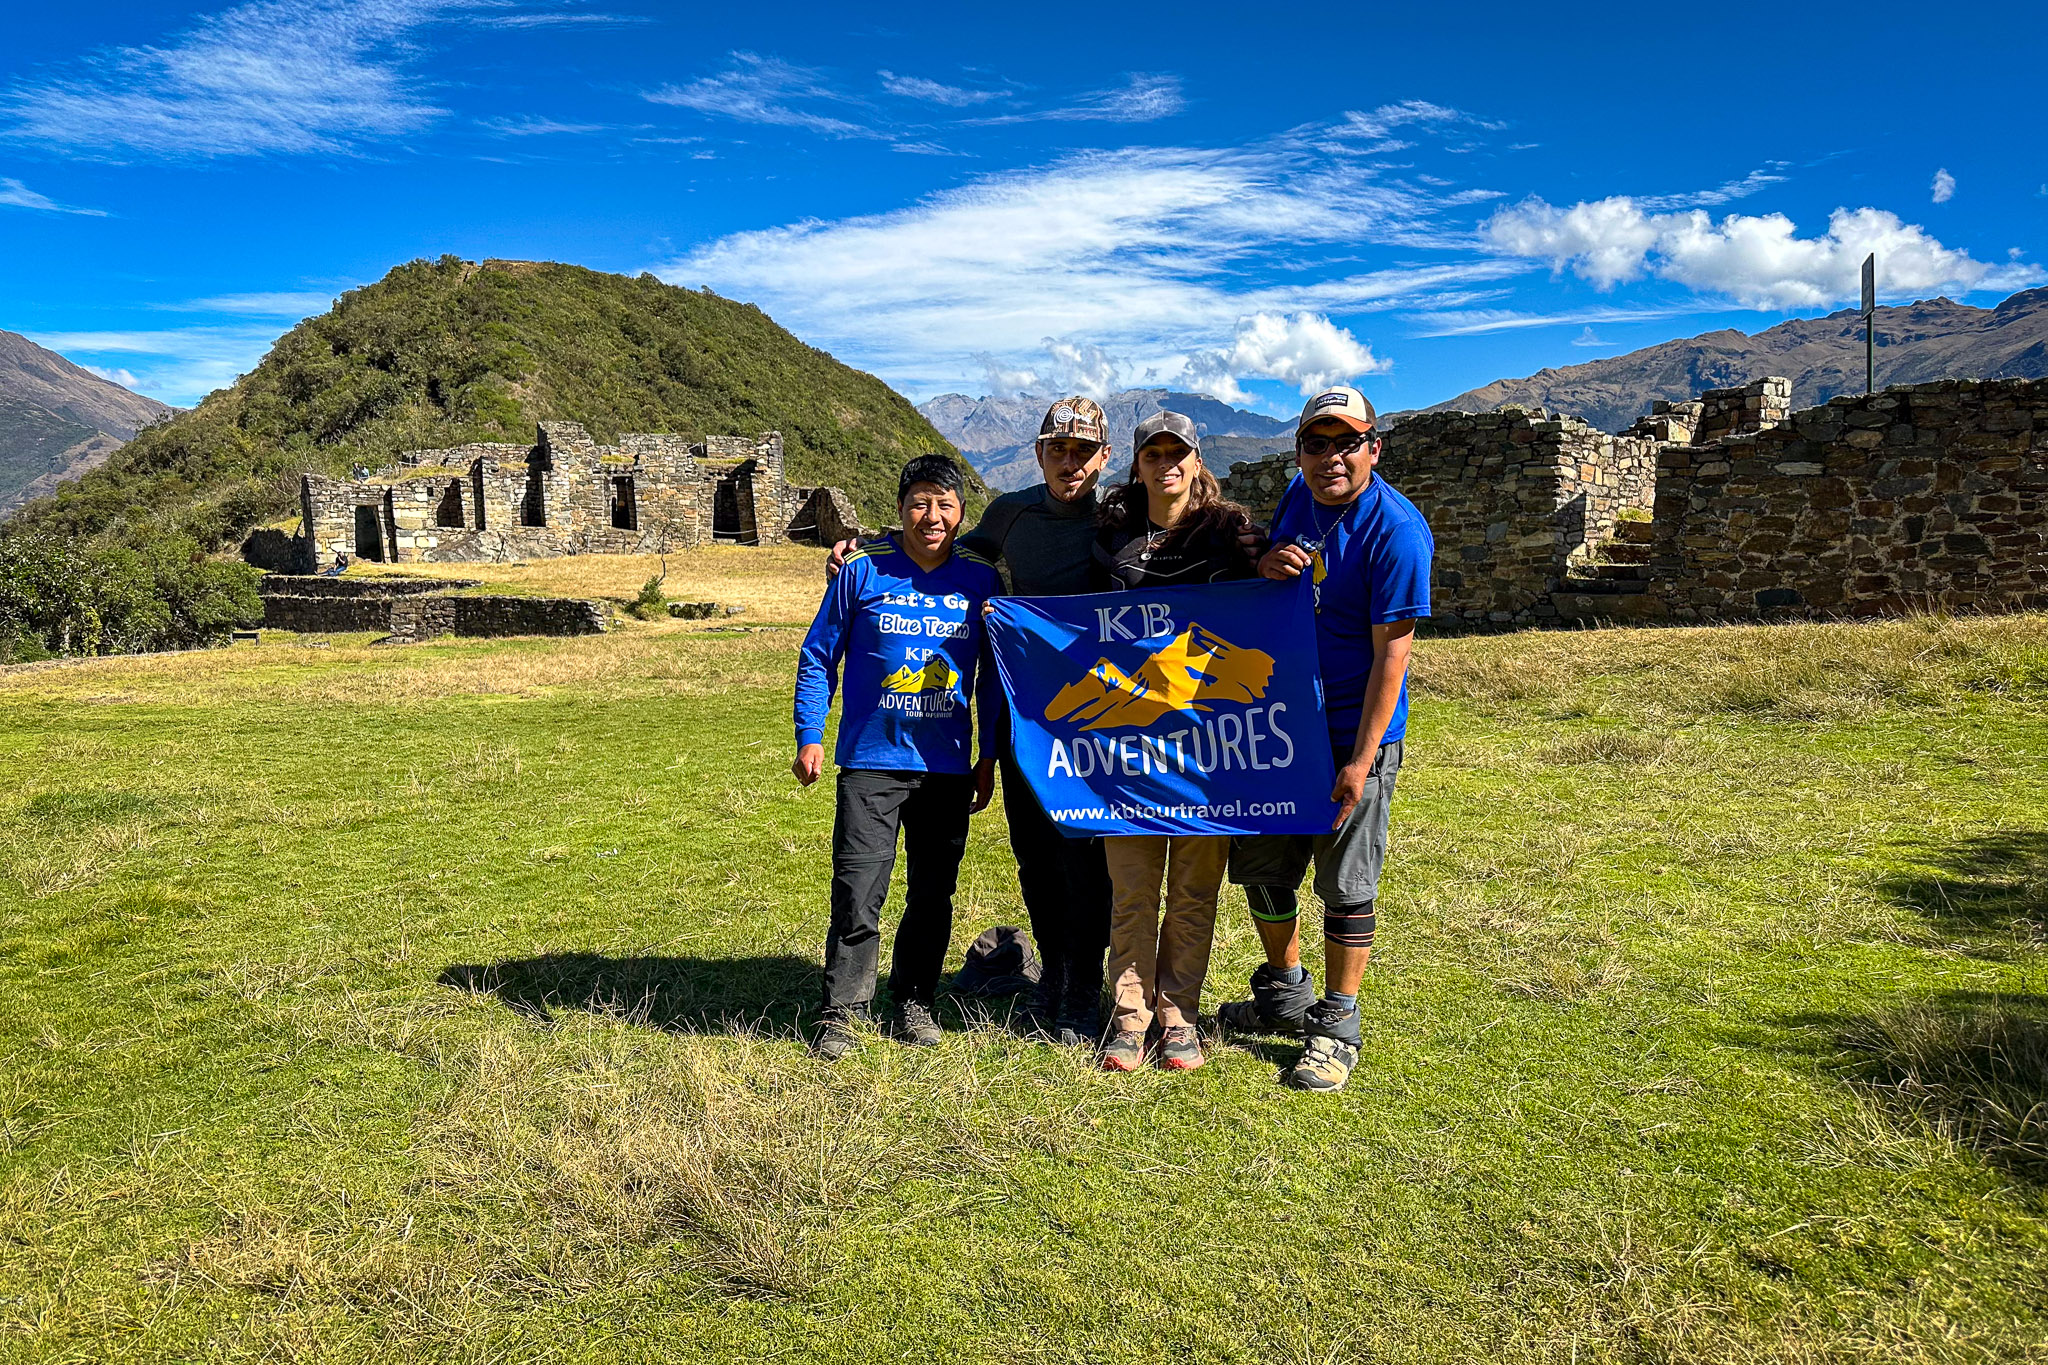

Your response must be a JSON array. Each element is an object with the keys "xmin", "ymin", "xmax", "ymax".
[
  {"xmin": 520, "ymin": 456, "xmax": 550, "ymax": 527},
  {"xmin": 610, "ymin": 476, "xmax": 637, "ymax": 531},
  {"xmin": 436, "ymin": 480, "xmax": 465, "ymax": 528},
  {"xmin": 353, "ymin": 505, "xmax": 385, "ymax": 562},
  {"xmin": 713, "ymin": 462, "xmax": 757, "ymax": 544}
]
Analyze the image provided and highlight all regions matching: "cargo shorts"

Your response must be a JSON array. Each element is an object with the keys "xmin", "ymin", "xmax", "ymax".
[{"xmin": 1227, "ymin": 740, "xmax": 1403, "ymax": 906}]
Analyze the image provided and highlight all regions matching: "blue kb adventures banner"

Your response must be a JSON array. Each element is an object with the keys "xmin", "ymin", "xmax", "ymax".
[{"xmin": 987, "ymin": 577, "xmax": 1338, "ymax": 836}]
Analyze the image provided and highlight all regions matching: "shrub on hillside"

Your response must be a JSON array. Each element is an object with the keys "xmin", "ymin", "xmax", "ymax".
[{"xmin": 0, "ymin": 529, "xmax": 260, "ymax": 660}]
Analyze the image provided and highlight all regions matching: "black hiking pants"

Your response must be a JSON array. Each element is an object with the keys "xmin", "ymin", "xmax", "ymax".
[
  {"xmin": 823, "ymin": 768, "xmax": 973, "ymax": 1013},
  {"xmin": 999, "ymin": 755, "xmax": 1112, "ymax": 1009}
]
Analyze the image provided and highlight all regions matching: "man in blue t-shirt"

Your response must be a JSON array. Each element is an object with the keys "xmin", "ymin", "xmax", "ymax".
[
  {"xmin": 1218, "ymin": 385, "xmax": 1434, "ymax": 1092},
  {"xmin": 794, "ymin": 455, "xmax": 1005, "ymax": 1060}
]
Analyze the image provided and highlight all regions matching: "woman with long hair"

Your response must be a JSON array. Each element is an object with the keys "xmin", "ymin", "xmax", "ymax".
[{"xmin": 1091, "ymin": 411, "xmax": 1257, "ymax": 1072}]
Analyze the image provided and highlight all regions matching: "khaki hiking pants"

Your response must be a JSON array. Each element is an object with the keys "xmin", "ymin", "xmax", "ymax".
[{"xmin": 1103, "ymin": 834, "xmax": 1230, "ymax": 1035}]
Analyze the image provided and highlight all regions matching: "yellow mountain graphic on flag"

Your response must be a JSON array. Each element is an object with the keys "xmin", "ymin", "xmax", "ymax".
[
  {"xmin": 1045, "ymin": 622, "xmax": 1274, "ymax": 731},
  {"xmin": 881, "ymin": 656, "xmax": 959, "ymax": 694}
]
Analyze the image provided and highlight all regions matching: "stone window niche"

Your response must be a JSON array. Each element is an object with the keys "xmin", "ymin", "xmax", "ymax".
[{"xmin": 610, "ymin": 475, "xmax": 637, "ymax": 531}]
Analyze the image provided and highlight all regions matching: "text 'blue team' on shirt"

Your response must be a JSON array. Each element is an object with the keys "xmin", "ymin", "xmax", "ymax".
[
  {"xmin": 1268, "ymin": 472, "xmax": 1434, "ymax": 748},
  {"xmin": 795, "ymin": 537, "xmax": 1007, "ymax": 774}
]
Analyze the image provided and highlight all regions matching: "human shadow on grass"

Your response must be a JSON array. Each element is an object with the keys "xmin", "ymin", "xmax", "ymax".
[
  {"xmin": 1878, "ymin": 828, "xmax": 2048, "ymax": 941},
  {"xmin": 437, "ymin": 953, "xmax": 820, "ymax": 1035},
  {"xmin": 1770, "ymin": 990, "xmax": 2048, "ymax": 1187}
]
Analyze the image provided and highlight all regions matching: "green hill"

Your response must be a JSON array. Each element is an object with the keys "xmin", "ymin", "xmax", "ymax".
[{"xmin": 7, "ymin": 256, "xmax": 975, "ymax": 551}]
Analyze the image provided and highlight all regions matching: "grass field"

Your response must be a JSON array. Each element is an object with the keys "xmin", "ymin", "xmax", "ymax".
[{"xmin": 4, "ymin": 546, "xmax": 2047, "ymax": 1363}]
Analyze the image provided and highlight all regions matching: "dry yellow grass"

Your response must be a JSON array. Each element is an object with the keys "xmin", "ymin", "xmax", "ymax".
[{"xmin": 355, "ymin": 545, "xmax": 829, "ymax": 623}]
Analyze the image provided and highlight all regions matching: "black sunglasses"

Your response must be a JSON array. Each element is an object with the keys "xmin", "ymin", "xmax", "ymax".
[{"xmin": 1298, "ymin": 430, "xmax": 1376, "ymax": 459}]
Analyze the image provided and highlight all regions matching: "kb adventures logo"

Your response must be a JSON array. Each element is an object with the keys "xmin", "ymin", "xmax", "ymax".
[{"xmin": 1045, "ymin": 614, "xmax": 1274, "ymax": 731}]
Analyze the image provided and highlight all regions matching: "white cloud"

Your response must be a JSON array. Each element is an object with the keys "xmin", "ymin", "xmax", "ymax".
[
  {"xmin": 157, "ymin": 290, "xmax": 338, "ymax": 316},
  {"xmin": 659, "ymin": 138, "xmax": 1514, "ymax": 398},
  {"xmin": 1634, "ymin": 163, "xmax": 1789, "ymax": 211},
  {"xmin": 970, "ymin": 75, "xmax": 1184, "ymax": 126},
  {"xmin": 1, "ymin": 0, "xmax": 448, "ymax": 158},
  {"xmin": 0, "ymin": 176, "xmax": 106, "ymax": 215},
  {"xmin": 471, "ymin": 11, "xmax": 650, "ymax": 25},
  {"xmin": 645, "ymin": 52, "xmax": 884, "ymax": 139},
  {"xmin": 86, "ymin": 365, "xmax": 144, "ymax": 390},
  {"xmin": 1401, "ymin": 305, "xmax": 1686, "ymax": 338},
  {"xmin": 1180, "ymin": 313, "xmax": 1387, "ymax": 404},
  {"xmin": 479, "ymin": 115, "xmax": 610, "ymax": 136},
  {"xmin": 25, "ymin": 326, "xmax": 281, "ymax": 406},
  {"xmin": 1481, "ymin": 196, "xmax": 2041, "ymax": 309},
  {"xmin": 1331, "ymin": 100, "xmax": 1482, "ymax": 141},
  {"xmin": 1932, "ymin": 167, "xmax": 1956, "ymax": 203},
  {"xmin": 877, "ymin": 71, "xmax": 997, "ymax": 106}
]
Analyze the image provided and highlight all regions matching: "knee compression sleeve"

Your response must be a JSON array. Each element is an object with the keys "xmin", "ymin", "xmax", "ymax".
[
  {"xmin": 1246, "ymin": 885, "xmax": 1299, "ymax": 924},
  {"xmin": 1323, "ymin": 900, "xmax": 1376, "ymax": 951}
]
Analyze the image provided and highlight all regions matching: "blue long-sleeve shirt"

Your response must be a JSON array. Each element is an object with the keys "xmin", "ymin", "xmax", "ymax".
[{"xmin": 794, "ymin": 537, "xmax": 1006, "ymax": 774}]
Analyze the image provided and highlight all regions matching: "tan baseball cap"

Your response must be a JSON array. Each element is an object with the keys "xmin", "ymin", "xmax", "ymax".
[
  {"xmin": 1037, "ymin": 395, "xmax": 1107, "ymax": 445},
  {"xmin": 1132, "ymin": 410, "xmax": 1200, "ymax": 454},
  {"xmin": 1297, "ymin": 385, "xmax": 1378, "ymax": 434}
]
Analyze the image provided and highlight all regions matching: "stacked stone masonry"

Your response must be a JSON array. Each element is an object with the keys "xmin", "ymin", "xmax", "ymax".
[
  {"xmin": 1221, "ymin": 376, "xmax": 2046, "ymax": 626},
  {"xmin": 259, "ymin": 576, "xmax": 606, "ymax": 639},
  {"xmin": 298, "ymin": 422, "xmax": 860, "ymax": 571}
]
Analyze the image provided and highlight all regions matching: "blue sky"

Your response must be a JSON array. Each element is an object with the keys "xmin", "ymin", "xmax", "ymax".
[{"xmin": 2, "ymin": 0, "xmax": 2042, "ymax": 417}]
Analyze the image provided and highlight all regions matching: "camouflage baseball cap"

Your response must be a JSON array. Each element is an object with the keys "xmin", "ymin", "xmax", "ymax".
[
  {"xmin": 1132, "ymin": 410, "xmax": 1200, "ymax": 453},
  {"xmin": 1037, "ymin": 396, "xmax": 1108, "ymax": 445}
]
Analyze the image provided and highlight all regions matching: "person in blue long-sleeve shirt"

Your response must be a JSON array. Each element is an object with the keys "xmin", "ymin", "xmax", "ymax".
[{"xmin": 793, "ymin": 455, "xmax": 1005, "ymax": 1060}]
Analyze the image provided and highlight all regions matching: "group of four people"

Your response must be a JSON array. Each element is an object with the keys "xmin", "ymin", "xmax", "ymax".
[{"xmin": 792, "ymin": 387, "xmax": 1433, "ymax": 1092}]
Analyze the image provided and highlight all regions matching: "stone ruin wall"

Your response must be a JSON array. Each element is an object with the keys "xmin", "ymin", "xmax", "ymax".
[
  {"xmin": 296, "ymin": 422, "xmax": 857, "ymax": 571},
  {"xmin": 1220, "ymin": 376, "xmax": 2046, "ymax": 627},
  {"xmin": 1636, "ymin": 380, "xmax": 2047, "ymax": 623},
  {"xmin": 1222, "ymin": 405, "xmax": 1663, "ymax": 624},
  {"xmin": 258, "ymin": 576, "xmax": 606, "ymax": 640}
]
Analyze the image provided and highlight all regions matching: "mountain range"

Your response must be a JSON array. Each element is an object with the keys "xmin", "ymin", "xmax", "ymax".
[
  {"xmin": 1417, "ymin": 289, "xmax": 2048, "ymax": 434},
  {"xmin": 918, "ymin": 388, "xmax": 1295, "ymax": 490},
  {"xmin": 3, "ymin": 258, "xmax": 968, "ymax": 552},
  {"xmin": 0, "ymin": 331, "xmax": 175, "ymax": 515}
]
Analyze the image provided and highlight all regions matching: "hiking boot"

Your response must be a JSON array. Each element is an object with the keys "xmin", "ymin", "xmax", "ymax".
[
  {"xmin": 1056, "ymin": 973, "xmax": 1103, "ymax": 1048},
  {"xmin": 1157, "ymin": 1024, "xmax": 1204, "ymax": 1071},
  {"xmin": 1216, "ymin": 964, "xmax": 1316, "ymax": 1036},
  {"xmin": 810, "ymin": 1007, "xmax": 865, "ymax": 1062},
  {"xmin": 1015, "ymin": 970, "xmax": 1064, "ymax": 1038},
  {"xmin": 1054, "ymin": 1002, "xmax": 1102, "ymax": 1050},
  {"xmin": 891, "ymin": 1000, "xmax": 942, "ymax": 1048},
  {"xmin": 1099, "ymin": 1030, "xmax": 1146, "ymax": 1072},
  {"xmin": 1284, "ymin": 1001, "xmax": 1362, "ymax": 1092}
]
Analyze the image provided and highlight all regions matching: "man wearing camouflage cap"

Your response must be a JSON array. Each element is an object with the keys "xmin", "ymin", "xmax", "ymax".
[{"xmin": 832, "ymin": 396, "xmax": 1115, "ymax": 1045}]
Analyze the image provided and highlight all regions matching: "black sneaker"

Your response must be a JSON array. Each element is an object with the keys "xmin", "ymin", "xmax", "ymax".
[
  {"xmin": 891, "ymin": 1000, "xmax": 942, "ymax": 1048},
  {"xmin": 1216, "ymin": 964, "xmax": 1316, "ymax": 1036},
  {"xmin": 810, "ymin": 1007, "xmax": 865, "ymax": 1062},
  {"xmin": 1284, "ymin": 1001, "xmax": 1361, "ymax": 1091}
]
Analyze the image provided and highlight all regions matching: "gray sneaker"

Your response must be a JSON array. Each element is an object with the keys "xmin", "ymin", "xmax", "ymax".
[
  {"xmin": 891, "ymin": 1000, "xmax": 942, "ymax": 1048},
  {"xmin": 1099, "ymin": 1029, "xmax": 1146, "ymax": 1072},
  {"xmin": 1284, "ymin": 1001, "xmax": 1361, "ymax": 1091},
  {"xmin": 1157, "ymin": 1024, "xmax": 1204, "ymax": 1071}
]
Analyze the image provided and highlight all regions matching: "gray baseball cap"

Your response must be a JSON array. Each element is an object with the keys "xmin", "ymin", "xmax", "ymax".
[{"xmin": 1132, "ymin": 409, "xmax": 1200, "ymax": 454}]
